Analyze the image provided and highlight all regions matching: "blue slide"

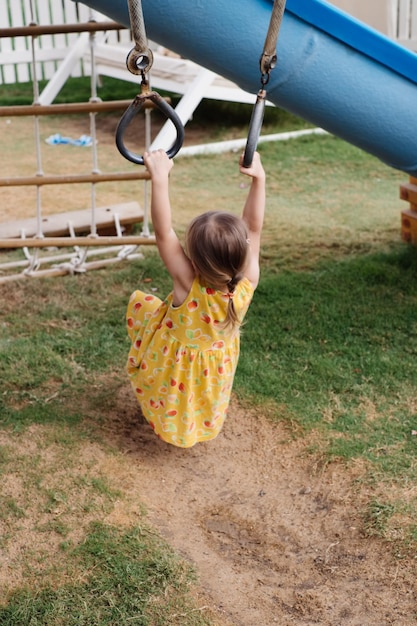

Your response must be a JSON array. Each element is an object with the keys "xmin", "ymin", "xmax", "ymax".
[{"xmin": 74, "ymin": 0, "xmax": 417, "ymax": 176}]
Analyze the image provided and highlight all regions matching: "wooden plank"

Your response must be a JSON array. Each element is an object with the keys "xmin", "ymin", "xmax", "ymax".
[
  {"xmin": 399, "ymin": 182, "xmax": 417, "ymax": 204},
  {"xmin": 401, "ymin": 208, "xmax": 417, "ymax": 244},
  {"xmin": 412, "ymin": 0, "xmax": 417, "ymax": 41},
  {"xmin": 0, "ymin": 47, "xmax": 71, "ymax": 66},
  {"xmin": 397, "ymin": 0, "xmax": 412, "ymax": 39},
  {"xmin": 49, "ymin": 0, "xmax": 69, "ymax": 78},
  {"xmin": 0, "ymin": 202, "xmax": 144, "ymax": 239},
  {"xmin": 37, "ymin": 0, "xmax": 55, "ymax": 80},
  {"xmin": 10, "ymin": 0, "xmax": 30, "ymax": 83},
  {"xmin": 0, "ymin": 0, "xmax": 15, "ymax": 83},
  {"xmin": 62, "ymin": 0, "xmax": 81, "ymax": 22},
  {"xmin": 396, "ymin": 0, "xmax": 417, "ymax": 50}
]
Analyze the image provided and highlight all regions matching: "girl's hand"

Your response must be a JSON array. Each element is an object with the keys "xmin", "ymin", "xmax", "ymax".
[
  {"xmin": 239, "ymin": 151, "xmax": 265, "ymax": 180},
  {"xmin": 144, "ymin": 149, "xmax": 174, "ymax": 180}
]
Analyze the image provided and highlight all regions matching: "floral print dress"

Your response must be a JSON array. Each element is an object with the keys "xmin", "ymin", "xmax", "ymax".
[{"xmin": 126, "ymin": 276, "xmax": 254, "ymax": 448}]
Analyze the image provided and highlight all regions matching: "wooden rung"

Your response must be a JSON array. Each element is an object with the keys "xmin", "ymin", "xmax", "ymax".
[
  {"xmin": 0, "ymin": 171, "xmax": 150, "ymax": 187},
  {"xmin": 0, "ymin": 98, "xmax": 164, "ymax": 118},
  {"xmin": 0, "ymin": 235, "xmax": 156, "ymax": 249},
  {"xmin": 399, "ymin": 182, "xmax": 417, "ymax": 204},
  {"xmin": 0, "ymin": 202, "xmax": 144, "ymax": 239},
  {"xmin": 0, "ymin": 21, "xmax": 124, "ymax": 39},
  {"xmin": 0, "ymin": 100, "xmax": 135, "ymax": 117}
]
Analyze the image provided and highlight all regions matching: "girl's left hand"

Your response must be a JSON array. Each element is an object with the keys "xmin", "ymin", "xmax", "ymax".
[{"xmin": 144, "ymin": 149, "xmax": 174, "ymax": 179}]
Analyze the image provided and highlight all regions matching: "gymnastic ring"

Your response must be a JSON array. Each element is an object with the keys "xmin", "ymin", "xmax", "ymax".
[
  {"xmin": 116, "ymin": 91, "xmax": 185, "ymax": 165},
  {"xmin": 242, "ymin": 89, "xmax": 266, "ymax": 168}
]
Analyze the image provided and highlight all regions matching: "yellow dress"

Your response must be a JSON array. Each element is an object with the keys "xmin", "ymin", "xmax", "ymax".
[{"xmin": 126, "ymin": 276, "xmax": 254, "ymax": 448}]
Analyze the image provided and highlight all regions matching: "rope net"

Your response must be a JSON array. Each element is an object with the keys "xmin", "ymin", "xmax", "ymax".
[{"xmin": 0, "ymin": 1, "xmax": 155, "ymax": 283}]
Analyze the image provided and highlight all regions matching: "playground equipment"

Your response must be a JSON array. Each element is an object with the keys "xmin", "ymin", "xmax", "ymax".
[
  {"xmin": 114, "ymin": 0, "xmax": 184, "ymax": 166},
  {"xmin": 0, "ymin": 2, "xmax": 159, "ymax": 282},
  {"xmin": 74, "ymin": 0, "xmax": 417, "ymax": 177},
  {"xmin": 242, "ymin": 0, "xmax": 286, "ymax": 168},
  {"xmin": 2, "ymin": 0, "xmax": 417, "ymax": 282},
  {"xmin": 400, "ymin": 177, "xmax": 417, "ymax": 245}
]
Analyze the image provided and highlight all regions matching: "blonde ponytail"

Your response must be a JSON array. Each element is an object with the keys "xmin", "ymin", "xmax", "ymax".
[
  {"xmin": 185, "ymin": 211, "xmax": 249, "ymax": 334},
  {"xmin": 220, "ymin": 272, "xmax": 244, "ymax": 332}
]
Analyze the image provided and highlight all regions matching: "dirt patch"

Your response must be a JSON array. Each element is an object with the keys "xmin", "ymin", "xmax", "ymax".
[
  {"xmin": 97, "ymin": 385, "xmax": 417, "ymax": 626},
  {"xmin": 2, "ymin": 388, "xmax": 416, "ymax": 624}
]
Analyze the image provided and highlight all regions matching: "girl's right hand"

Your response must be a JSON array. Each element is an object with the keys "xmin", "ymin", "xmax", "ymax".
[{"xmin": 239, "ymin": 151, "xmax": 265, "ymax": 180}]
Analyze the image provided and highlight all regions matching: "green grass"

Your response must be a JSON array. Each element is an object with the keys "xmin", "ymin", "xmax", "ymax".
[
  {"xmin": 238, "ymin": 246, "xmax": 417, "ymax": 471},
  {"xmin": 1, "ymin": 77, "xmax": 416, "ymax": 619},
  {"xmin": 0, "ymin": 522, "xmax": 206, "ymax": 626},
  {"xmin": 363, "ymin": 500, "xmax": 396, "ymax": 539}
]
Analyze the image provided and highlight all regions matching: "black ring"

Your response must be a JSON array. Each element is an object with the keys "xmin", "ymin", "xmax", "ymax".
[{"xmin": 115, "ymin": 92, "xmax": 185, "ymax": 165}]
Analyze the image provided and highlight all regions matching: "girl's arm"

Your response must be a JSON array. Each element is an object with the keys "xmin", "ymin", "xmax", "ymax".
[
  {"xmin": 239, "ymin": 152, "xmax": 266, "ymax": 289},
  {"xmin": 144, "ymin": 150, "xmax": 194, "ymax": 303}
]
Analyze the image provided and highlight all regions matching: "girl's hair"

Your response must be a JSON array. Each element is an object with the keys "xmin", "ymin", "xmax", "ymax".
[{"xmin": 185, "ymin": 211, "xmax": 249, "ymax": 332}]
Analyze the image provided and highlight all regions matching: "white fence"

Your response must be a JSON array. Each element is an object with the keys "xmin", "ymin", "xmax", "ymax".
[
  {"xmin": 394, "ymin": 0, "xmax": 417, "ymax": 48},
  {"xmin": 331, "ymin": 0, "xmax": 417, "ymax": 46},
  {"xmin": 0, "ymin": 0, "xmax": 131, "ymax": 85}
]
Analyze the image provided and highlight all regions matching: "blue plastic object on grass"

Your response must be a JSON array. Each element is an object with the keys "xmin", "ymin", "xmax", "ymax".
[{"xmin": 45, "ymin": 133, "xmax": 93, "ymax": 147}]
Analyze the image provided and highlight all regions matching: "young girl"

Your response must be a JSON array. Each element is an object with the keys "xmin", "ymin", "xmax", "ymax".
[{"xmin": 126, "ymin": 149, "xmax": 265, "ymax": 448}]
